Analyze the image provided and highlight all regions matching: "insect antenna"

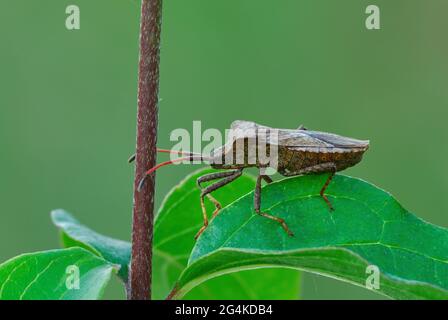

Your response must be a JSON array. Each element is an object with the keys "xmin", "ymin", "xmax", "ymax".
[
  {"xmin": 128, "ymin": 149, "xmax": 202, "ymax": 163},
  {"xmin": 137, "ymin": 154, "xmax": 210, "ymax": 192},
  {"xmin": 156, "ymin": 148, "xmax": 203, "ymax": 156},
  {"xmin": 127, "ymin": 154, "xmax": 136, "ymax": 163}
]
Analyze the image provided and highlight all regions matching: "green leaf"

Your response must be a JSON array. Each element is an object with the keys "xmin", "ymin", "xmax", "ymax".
[
  {"xmin": 51, "ymin": 169, "xmax": 300, "ymax": 299},
  {"xmin": 182, "ymin": 268, "xmax": 300, "ymax": 300},
  {"xmin": 51, "ymin": 209, "xmax": 131, "ymax": 282},
  {"xmin": 153, "ymin": 168, "xmax": 301, "ymax": 300},
  {"xmin": 0, "ymin": 247, "xmax": 117, "ymax": 300},
  {"xmin": 174, "ymin": 174, "xmax": 448, "ymax": 300}
]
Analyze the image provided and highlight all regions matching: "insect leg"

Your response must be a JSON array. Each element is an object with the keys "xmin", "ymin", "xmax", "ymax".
[
  {"xmin": 197, "ymin": 170, "xmax": 240, "ymax": 216},
  {"xmin": 196, "ymin": 171, "xmax": 234, "ymax": 240},
  {"xmin": 254, "ymin": 173, "xmax": 294, "ymax": 237},
  {"xmin": 320, "ymin": 165, "xmax": 337, "ymax": 211},
  {"xmin": 195, "ymin": 169, "xmax": 243, "ymax": 239},
  {"xmin": 282, "ymin": 162, "xmax": 337, "ymax": 211},
  {"xmin": 262, "ymin": 175, "xmax": 273, "ymax": 184}
]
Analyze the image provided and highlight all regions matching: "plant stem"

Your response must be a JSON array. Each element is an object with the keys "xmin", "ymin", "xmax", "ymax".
[{"xmin": 128, "ymin": 0, "xmax": 163, "ymax": 300}]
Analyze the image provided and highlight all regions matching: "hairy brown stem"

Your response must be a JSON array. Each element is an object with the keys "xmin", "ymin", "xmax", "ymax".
[{"xmin": 128, "ymin": 0, "xmax": 163, "ymax": 300}]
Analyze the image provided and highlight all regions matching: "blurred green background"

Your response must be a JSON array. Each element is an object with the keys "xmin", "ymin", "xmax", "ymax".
[{"xmin": 1, "ymin": 0, "xmax": 447, "ymax": 299}]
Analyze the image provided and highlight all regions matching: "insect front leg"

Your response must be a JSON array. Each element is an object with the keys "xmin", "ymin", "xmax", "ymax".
[
  {"xmin": 195, "ymin": 169, "xmax": 243, "ymax": 240},
  {"xmin": 197, "ymin": 170, "xmax": 240, "ymax": 216},
  {"xmin": 254, "ymin": 172, "xmax": 294, "ymax": 237}
]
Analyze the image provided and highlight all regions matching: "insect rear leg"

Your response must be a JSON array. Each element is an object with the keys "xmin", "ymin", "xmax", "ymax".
[
  {"xmin": 320, "ymin": 165, "xmax": 337, "ymax": 211},
  {"xmin": 195, "ymin": 169, "xmax": 243, "ymax": 239},
  {"xmin": 254, "ymin": 173, "xmax": 294, "ymax": 237},
  {"xmin": 283, "ymin": 162, "xmax": 337, "ymax": 211}
]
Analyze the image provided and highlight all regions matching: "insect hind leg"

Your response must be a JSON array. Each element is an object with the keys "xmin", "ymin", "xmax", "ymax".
[
  {"xmin": 319, "ymin": 165, "xmax": 336, "ymax": 211},
  {"xmin": 282, "ymin": 162, "xmax": 337, "ymax": 211}
]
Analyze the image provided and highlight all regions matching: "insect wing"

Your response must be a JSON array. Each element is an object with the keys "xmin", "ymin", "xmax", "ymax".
[{"xmin": 303, "ymin": 131, "xmax": 369, "ymax": 149}]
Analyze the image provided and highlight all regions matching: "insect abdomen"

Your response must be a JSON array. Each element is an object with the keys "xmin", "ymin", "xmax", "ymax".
[{"xmin": 277, "ymin": 147, "xmax": 367, "ymax": 175}]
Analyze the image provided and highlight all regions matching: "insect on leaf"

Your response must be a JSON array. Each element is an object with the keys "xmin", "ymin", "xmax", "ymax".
[
  {"xmin": 173, "ymin": 174, "xmax": 448, "ymax": 300},
  {"xmin": 153, "ymin": 168, "xmax": 301, "ymax": 300},
  {"xmin": 51, "ymin": 169, "xmax": 301, "ymax": 299}
]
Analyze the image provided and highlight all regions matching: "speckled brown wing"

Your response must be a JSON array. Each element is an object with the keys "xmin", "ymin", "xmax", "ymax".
[
  {"xmin": 229, "ymin": 120, "xmax": 369, "ymax": 151},
  {"xmin": 229, "ymin": 120, "xmax": 327, "ymax": 147}
]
